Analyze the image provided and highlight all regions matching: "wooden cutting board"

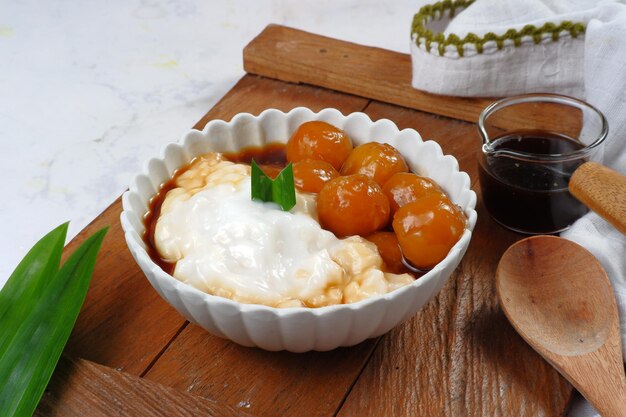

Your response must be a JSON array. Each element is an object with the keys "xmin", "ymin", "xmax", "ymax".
[{"xmin": 41, "ymin": 25, "xmax": 573, "ymax": 416}]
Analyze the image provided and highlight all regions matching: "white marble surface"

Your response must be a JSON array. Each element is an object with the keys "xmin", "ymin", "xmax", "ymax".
[{"xmin": 0, "ymin": 0, "xmax": 424, "ymax": 287}]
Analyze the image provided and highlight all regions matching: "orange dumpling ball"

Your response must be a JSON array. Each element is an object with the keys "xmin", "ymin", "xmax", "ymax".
[
  {"xmin": 286, "ymin": 121, "xmax": 353, "ymax": 170},
  {"xmin": 340, "ymin": 142, "xmax": 409, "ymax": 186},
  {"xmin": 365, "ymin": 231, "xmax": 406, "ymax": 274},
  {"xmin": 317, "ymin": 174, "xmax": 390, "ymax": 237},
  {"xmin": 292, "ymin": 159, "xmax": 340, "ymax": 194},
  {"xmin": 392, "ymin": 194, "xmax": 466, "ymax": 270},
  {"xmin": 382, "ymin": 172, "xmax": 446, "ymax": 216}
]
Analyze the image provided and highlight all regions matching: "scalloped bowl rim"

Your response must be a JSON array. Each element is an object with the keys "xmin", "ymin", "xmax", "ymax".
[{"xmin": 121, "ymin": 107, "xmax": 477, "ymax": 319}]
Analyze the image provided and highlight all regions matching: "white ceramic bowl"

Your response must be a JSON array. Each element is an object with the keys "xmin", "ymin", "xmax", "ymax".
[{"xmin": 121, "ymin": 107, "xmax": 477, "ymax": 352}]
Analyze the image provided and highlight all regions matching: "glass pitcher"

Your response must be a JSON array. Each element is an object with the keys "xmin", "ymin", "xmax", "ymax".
[{"xmin": 477, "ymin": 94, "xmax": 608, "ymax": 234}]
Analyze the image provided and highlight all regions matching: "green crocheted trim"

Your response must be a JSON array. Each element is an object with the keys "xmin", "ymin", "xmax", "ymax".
[{"xmin": 411, "ymin": 0, "xmax": 586, "ymax": 57}]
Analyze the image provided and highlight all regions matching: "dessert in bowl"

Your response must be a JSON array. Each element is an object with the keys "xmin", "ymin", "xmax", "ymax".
[{"xmin": 120, "ymin": 107, "xmax": 477, "ymax": 352}]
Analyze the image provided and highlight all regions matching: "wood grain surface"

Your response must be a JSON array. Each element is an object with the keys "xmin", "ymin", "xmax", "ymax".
[
  {"xmin": 36, "ymin": 357, "xmax": 252, "ymax": 417},
  {"xmin": 144, "ymin": 324, "xmax": 378, "ymax": 417},
  {"xmin": 43, "ymin": 25, "xmax": 576, "ymax": 417}
]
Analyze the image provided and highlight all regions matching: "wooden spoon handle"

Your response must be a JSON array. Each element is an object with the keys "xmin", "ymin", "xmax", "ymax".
[
  {"xmin": 569, "ymin": 162, "xmax": 626, "ymax": 235},
  {"xmin": 570, "ymin": 353, "xmax": 626, "ymax": 417}
]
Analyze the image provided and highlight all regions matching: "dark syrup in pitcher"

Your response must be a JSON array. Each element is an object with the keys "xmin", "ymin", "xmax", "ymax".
[{"xmin": 478, "ymin": 130, "xmax": 588, "ymax": 234}]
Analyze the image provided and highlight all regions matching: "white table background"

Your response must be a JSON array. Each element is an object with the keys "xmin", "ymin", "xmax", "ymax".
[{"xmin": 0, "ymin": 0, "xmax": 425, "ymax": 287}]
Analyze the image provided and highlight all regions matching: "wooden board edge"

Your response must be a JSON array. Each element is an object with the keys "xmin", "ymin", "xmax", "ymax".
[
  {"xmin": 36, "ymin": 356, "xmax": 253, "ymax": 417},
  {"xmin": 242, "ymin": 24, "xmax": 495, "ymax": 124}
]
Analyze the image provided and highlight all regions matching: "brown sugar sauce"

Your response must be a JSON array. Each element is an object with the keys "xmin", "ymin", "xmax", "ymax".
[
  {"xmin": 478, "ymin": 130, "xmax": 588, "ymax": 234},
  {"xmin": 143, "ymin": 172, "xmax": 186, "ymax": 276},
  {"xmin": 223, "ymin": 142, "xmax": 287, "ymax": 166}
]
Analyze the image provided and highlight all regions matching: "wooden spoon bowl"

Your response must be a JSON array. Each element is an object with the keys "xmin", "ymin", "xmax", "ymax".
[{"xmin": 497, "ymin": 235, "xmax": 626, "ymax": 417}]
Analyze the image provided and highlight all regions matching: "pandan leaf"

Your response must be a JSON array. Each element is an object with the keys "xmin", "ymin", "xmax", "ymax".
[
  {"xmin": 251, "ymin": 160, "xmax": 296, "ymax": 211},
  {"xmin": 0, "ymin": 225, "xmax": 108, "ymax": 416}
]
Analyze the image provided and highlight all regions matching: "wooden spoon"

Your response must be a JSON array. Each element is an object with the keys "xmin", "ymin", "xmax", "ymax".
[
  {"xmin": 496, "ymin": 235, "xmax": 626, "ymax": 417},
  {"xmin": 569, "ymin": 161, "xmax": 626, "ymax": 234}
]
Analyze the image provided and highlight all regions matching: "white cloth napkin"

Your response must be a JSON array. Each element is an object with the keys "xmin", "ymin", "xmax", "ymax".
[
  {"xmin": 563, "ymin": 5, "xmax": 626, "ymax": 414},
  {"xmin": 411, "ymin": 1, "xmax": 626, "ymax": 416}
]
